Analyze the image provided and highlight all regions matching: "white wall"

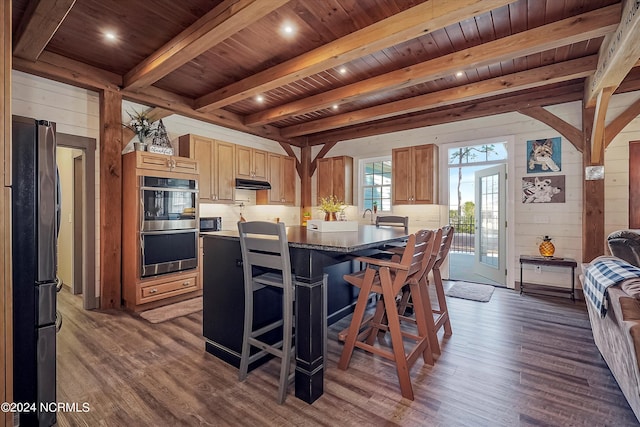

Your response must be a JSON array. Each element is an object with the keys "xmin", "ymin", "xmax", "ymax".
[
  {"xmin": 14, "ymin": 71, "xmax": 640, "ymax": 292},
  {"xmin": 12, "ymin": 70, "xmax": 102, "ymax": 297},
  {"xmin": 320, "ymin": 92, "xmax": 640, "ymax": 289},
  {"xmin": 56, "ymin": 147, "xmax": 77, "ymax": 289}
]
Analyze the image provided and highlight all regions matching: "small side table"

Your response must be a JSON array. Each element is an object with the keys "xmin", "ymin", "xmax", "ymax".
[{"xmin": 519, "ymin": 255, "xmax": 578, "ymax": 301}]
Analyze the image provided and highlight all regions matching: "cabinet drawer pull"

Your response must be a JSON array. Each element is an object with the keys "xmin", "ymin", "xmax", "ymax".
[
  {"xmin": 149, "ymin": 288, "xmax": 158, "ymax": 294},
  {"xmin": 182, "ymin": 281, "xmax": 191, "ymax": 287}
]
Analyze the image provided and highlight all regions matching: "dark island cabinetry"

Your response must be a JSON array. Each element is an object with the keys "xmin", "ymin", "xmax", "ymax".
[
  {"xmin": 202, "ymin": 236, "xmax": 282, "ymax": 369},
  {"xmin": 202, "ymin": 226, "xmax": 409, "ymax": 403},
  {"xmin": 202, "ymin": 235, "xmax": 357, "ymax": 369}
]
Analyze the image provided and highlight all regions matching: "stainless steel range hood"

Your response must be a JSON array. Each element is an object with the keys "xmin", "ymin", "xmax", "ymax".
[{"xmin": 235, "ymin": 178, "xmax": 271, "ymax": 190}]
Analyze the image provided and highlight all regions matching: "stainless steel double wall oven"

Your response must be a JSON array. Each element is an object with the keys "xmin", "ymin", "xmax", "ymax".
[{"xmin": 140, "ymin": 175, "xmax": 198, "ymax": 277}]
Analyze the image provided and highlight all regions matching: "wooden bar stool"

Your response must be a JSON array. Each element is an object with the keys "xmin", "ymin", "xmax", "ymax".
[
  {"xmin": 338, "ymin": 230, "xmax": 435, "ymax": 400},
  {"xmin": 432, "ymin": 225, "xmax": 454, "ymax": 338},
  {"xmin": 237, "ymin": 221, "xmax": 295, "ymax": 404},
  {"xmin": 364, "ymin": 228, "xmax": 440, "ymax": 351},
  {"xmin": 395, "ymin": 227, "xmax": 442, "ymax": 354}
]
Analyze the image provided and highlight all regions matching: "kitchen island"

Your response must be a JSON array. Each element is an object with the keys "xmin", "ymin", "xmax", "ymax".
[{"xmin": 201, "ymin": 224, "xmax": 409, "ymax": 404}]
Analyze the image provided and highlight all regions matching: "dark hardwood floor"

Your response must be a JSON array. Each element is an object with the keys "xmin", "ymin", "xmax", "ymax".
[{"xmin": 56, "ymin": 284, "xmax": 638, "ymax": 426}]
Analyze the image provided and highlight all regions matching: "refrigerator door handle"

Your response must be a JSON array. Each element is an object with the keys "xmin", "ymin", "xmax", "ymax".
[{"xmin": 36, "ymin": 121, "xmax": 57, "ymax": 282}]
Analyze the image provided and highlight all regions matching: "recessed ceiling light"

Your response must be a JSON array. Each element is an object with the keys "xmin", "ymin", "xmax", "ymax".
[
  {"xmin": 281, "ymin": 21, "xmax": 296, "ymax": 37},
  {"xmin": 255, "ymin": 95, "xmax": 264, "ymax": 103},
  {"xmin": 339, "ymin": 67, "xmax": 347, "ymax": 75},
  {"xmin": 332, "ymin": 104, "xmax": 339, "ymax": 110},
  {"xmin": 455, "ymin": 71, "xmax": 464, "ymax": 77},
  {"xmin": 104, "ymin": 31, "xmax": 117, "ymax": 41}
]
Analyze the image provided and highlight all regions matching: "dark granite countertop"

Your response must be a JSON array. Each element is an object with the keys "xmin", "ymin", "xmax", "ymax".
[{"xmin": 201, "ymin": 224, "xmax": 409, "ymax": 253}]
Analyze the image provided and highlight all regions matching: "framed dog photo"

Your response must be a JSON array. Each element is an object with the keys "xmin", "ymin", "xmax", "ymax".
[
  {"xmin": 522, "ymin": 175, "xmax": 565, "ymax": 203},
  {"xmin": 526, "ymin": 137, "xmax": 561, "ymax": 173}
]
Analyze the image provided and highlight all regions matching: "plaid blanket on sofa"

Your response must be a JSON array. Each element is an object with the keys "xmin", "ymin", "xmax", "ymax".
[{"xmin": 583, "ymin": 257, "xmax": 640, "ymax": 317}]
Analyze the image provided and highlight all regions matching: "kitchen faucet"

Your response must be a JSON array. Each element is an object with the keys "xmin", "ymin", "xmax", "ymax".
[{"xmin": 363, "ymin": 208, "xmax": 374, "ymax": 223}]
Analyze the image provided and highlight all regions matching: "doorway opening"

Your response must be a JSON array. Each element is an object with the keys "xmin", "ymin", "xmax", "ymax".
[
  {"xmin": 56, "ymin": 133, "xmax": 97, "ymax": 309},
  {"xmin": 447, "ymin": 142, "xmax": 508, "ymax": 286}
]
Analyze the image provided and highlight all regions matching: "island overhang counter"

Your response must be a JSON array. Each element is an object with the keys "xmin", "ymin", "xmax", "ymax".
[{"xmin": 201, "ymin": 224, "xmax": 409, "ymax": 404}]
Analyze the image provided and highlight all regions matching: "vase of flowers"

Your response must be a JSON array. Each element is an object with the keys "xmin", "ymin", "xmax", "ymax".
[
  {"xmin": 319, "ymin": 195, "xmax": 345, "ymax": 221},
  {"xmin": 123, "ymin": 109, "xmax": 156, "ymax": 150}
]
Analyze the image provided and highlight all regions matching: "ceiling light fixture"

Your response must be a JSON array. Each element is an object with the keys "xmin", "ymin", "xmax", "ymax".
[
  {"xmin": 255, "ymin": 95, "xmax": 264, "ymax": 103},
  {"xmin": 455, "ymin": 71, "xmax": 464, "ymax": 77},
  {"xmin": 339, "ymin": 67, "xmax": 347, "ymax": 74},
  {"xmin": 104, "ymin": 31, "xmax": 117, "ymax": 41},
  {"xmin": 332, "ymin": 104, "xmax": 339, "ymax": 110}
]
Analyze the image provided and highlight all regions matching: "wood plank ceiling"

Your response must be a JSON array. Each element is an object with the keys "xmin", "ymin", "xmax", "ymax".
[{"xmin": 11, "ymin": 0, "xmax": 638, "ymax": 147}]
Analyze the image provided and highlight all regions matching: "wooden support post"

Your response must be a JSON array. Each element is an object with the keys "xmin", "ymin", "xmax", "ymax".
[
  {"xmin": 300, "ymin": 145, "xmax": 312, "ymax": 219},
  {"xmin": 582, "ymin": 104, "xmax": 606, "ymax": 263},
  {"xmin": 1, "ymin": 0, "xmax": 11, "ymax": 424},
  {"xmin": 590, "ymin": 86, "xmax": 615, "ymax": 164},
  {"xmin": 99, "ymin": 90, "xmax": 123, "ymax": 309}
]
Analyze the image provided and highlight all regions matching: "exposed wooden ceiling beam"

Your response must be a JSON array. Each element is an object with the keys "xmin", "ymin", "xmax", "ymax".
[
  {"xmin": 12, "ymin": 51, "xmax": 306, "ymax": 146},
  {"xmin": 123, "ymin": 85, "xmax": 303, "ymax": 145},
  {"xmin": 124, "ymin": 0, "xmax": 288, "ymax": 90},
  {"xmin": 246, "ymin": 5, "xmax": 620, "ymax": 126},
  {"xmin": 590, "ymin": 86, "xmax": 615, "ymax": 164},
  {"xmin": 13, "ymin": 0, "xmax": 76, "ymax": 61},
  {"xmin": 306, "ymin": 82, "xmax": 586, "ymax": 145},
  {"xmin": 195, "ymin": 0, "xmax": 517, "ymax": 112},
  {"xmin": 518, "ymin": 107, "xmax": 584, "ymax": 152},
  {"xmin": 281, "ymin": 56, "xmax": 597, "ymax": 138},
  {"xmin": 584, "ymin": 0, "xmax": 640, "ymax": 107},
  {"xmin": 605, "ymin": 96, "xmax": 640, "ymax": 147},
  {"xmin": 13, "ymin": 51, "xmax": 122, "ymax": 92}
]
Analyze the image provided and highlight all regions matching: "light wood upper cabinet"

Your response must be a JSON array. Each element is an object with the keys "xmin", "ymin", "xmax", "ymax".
[
  {"xmin": 213, "ymin": 140, "xmax": 235, "ymax": 202},
  {"xmin": 316, "ymin": 156, "xmax": 353, "ymax": 204},
  {"xmin": 136, "ymin": 150, "xmax": 199, "ymax": 175},
  {"xmin": 392, "ymin": 144, "xmax": 438, "ymax": 205},
  {"xmin": 236, "ymin": 145, "xmax": 267, "ymax": 180},
  {"xmin": 257, "ymin": 153, "xmax": 296, "ymax": 205},
  {"xmin": 179, "ymin": 134, "xmax": 214, "ymax": 201},
  {"xmin": 179, "ymin": 134, "xmax": 235, "ymax": 203}
]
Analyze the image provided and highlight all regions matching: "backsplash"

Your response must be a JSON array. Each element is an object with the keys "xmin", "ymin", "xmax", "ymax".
[
  {"xmin": 199, "ymin": 189, "xmax": 299, "ymax": 230},
  {"xmin": 201, "ymin": 193, "xmax": 449, "ymax": 232}
]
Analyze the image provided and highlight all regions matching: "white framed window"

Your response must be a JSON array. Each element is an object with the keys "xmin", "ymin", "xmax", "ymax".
[{"xmin": 359, "ymin": 156, "xmax": 392, "ymax": 212}]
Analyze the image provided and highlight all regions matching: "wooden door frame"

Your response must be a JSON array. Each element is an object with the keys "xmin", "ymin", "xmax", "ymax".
[
  {"xmin": 72, "ymin": 154, "xmax": 83, "ymax": 295},
  {"xmin": 57, "ymin": 133, "xmax": 97, "ymax": 309}
]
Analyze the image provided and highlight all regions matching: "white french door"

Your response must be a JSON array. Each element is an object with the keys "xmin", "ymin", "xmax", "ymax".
[{"xmin": 474, "ymin": 164, "xmax": 506, "ymax": 285}]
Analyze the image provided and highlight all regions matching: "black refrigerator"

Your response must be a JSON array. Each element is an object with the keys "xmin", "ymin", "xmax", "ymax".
[{"xmin": 12, "ymin": 115, "xmax": 60, "ymax": 427}]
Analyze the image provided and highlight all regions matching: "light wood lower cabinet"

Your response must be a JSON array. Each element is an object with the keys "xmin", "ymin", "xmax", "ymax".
[
  {"xmin": 122, "ymin": 151, "xmax": 202, "ymax": 311},
  {"xmin": 139, "ymin": 272, "xmax": 198, "ymax": 304}
]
